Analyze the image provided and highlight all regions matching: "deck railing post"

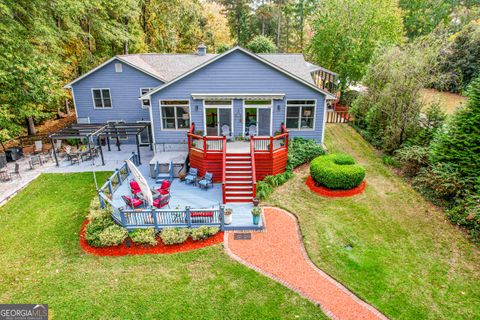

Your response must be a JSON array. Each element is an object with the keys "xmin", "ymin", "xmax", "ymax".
[
  {"xmin": 152, "ymin": 208, "xmax": 159, "ymax": 231},
  {"xmin": 220, "ymin": 205, "xmax": 225, "ymax": 231},
  {"xmin": 116, "ymin": 169, "xmax": 122, "ymax": 185},
  {"xmin": 107, "ymin": 179, "xmax": 113, "ymax": 195},
  {"xmin": 185, "ymin": 206, "xmax": 192, "ymax": 228},
  {"xmin": 203, "ymin": 137, "xmax": 207, "ymax": 157},
  {"xmin": 98, "ymin": 192, "xmax": 105, "ymax": 209},
  {"xmin": 269, "ymin": 136, "xmax": 274, "ymax": 156},
  {"xmin": 119, "ymin": 209, "xmax": 127, "ymax": 227}
]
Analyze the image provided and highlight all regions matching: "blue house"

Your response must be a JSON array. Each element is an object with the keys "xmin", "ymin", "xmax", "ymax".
[
  {"xmin": 65, "ymin": 45, "xmax": 336, "ymax": 145},
  {"xmin": 64, "ymin": 45, "xmax": 337, "ymax": 203}
]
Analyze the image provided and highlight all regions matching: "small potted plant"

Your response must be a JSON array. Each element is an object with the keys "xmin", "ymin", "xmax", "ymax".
[
  {"xmin": 253, "ymin": 197, "xmax": 260, "ymax": 207},
  {"xmin": 224, "ymin": 208, "xmax": 233, "ymax": 225},
  {"xmin": 251, "ymin": 207, "xmax": 261, "ymax": 225}
]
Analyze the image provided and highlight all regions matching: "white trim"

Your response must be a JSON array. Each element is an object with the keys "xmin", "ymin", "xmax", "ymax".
[
  {"xmin": 136, "ymin": 120, "xmax": 151, "ymax": 145},
  {"xmin": 63, "ymin": 56, "xmax": 166, "ymax": 88},
  {"xmin": 242, "ymin": 99, "xmax": 273, "ymax": 137},
  {"xmin": 159, "ymin": 100, "xmax": 191, "ymax": 131},
  {"xmin": 148, "ymin": 101, "xmax": 157, "ymax": 150},
  {"xmin": 285, "ymin": 99, "xmax": 317, "ymax": 131},
  {"xmin": 140, "ymin": 46, "xmax": 336, "ymax": 100},
  {"xmin": 140, "ymin": 87, "xmax": 154, "ymax": 109},
  {"xmin": 203, "ymin": 100, "xmax": 234, "ymax": 136},
  {"xmin": 70, "ymin": 88, "xmax": 79, "ymax": 121},
  {"xmin": 321, "ymin": 99, "xmax": 327, "ymax": 144},
  {"xmin": 91, "ymin": 88, "xmax": 113, "ymax": 109},
  {"xmin": 192, "ymin": 93, "xmax": 284, "ymax": 100}
]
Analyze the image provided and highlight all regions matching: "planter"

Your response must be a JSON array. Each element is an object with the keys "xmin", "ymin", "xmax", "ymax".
[
  {"xmin": 252, "ymin": 215, "xmax": 260, "ymax": 225},
  {"xmin": 251, "ymin": 207, "xmax": 261, "ymax": 225},
  {"xmin": 224, "ymin": 208, "xmax": 233, "ymax": 225},
  {"xmin": 253, "ymin": 198, "xmax": 260, "ymax": 207}
]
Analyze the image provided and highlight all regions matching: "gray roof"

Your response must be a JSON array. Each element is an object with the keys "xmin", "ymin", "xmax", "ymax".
[{"xmin": 117, "ymin": 51, "xmax": 333, "ymax": 84}]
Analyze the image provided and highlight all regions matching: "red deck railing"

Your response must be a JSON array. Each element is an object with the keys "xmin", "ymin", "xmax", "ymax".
[
  {"xmin": 250, "ymin": 138, "xmax": 257, "ymax": 198},
  {"xmin": 222, "ymin": 138, "xmax": 227, "ymax": 204}
]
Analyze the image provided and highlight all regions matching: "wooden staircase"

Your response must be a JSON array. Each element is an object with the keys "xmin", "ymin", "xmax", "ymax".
[{"xmin": 224, "ymin": 153, "xmax": 254, "ymax": 203}]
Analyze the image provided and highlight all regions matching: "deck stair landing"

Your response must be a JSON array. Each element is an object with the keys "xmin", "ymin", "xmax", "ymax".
[{"xmin": 224, "ymin": 153, "xmax": 254, "ymax": 203}]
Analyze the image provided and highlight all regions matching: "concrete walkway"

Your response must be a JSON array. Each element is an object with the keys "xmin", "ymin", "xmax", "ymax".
[{"xmin": 224, "ymin": 207, "xmax": 388, "ymax": 320}]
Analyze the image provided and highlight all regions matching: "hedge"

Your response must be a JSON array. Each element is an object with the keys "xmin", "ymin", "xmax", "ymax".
[{"xmin": 310, "ymin": 153, "xmax": 365, "ymax": 190}]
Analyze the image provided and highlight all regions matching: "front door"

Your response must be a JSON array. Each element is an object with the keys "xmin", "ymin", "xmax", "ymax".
[
  {"xmin": 244, "ymin": 107, "xmax": 271, "ymax": 137},
  {"xmin": 204, "ymin": 100, "xmax": 233, "ymax": 137}
]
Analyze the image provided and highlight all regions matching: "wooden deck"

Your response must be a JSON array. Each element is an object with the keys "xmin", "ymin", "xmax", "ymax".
[{"xmin": 99, "ymin": 157, "xmax": 262, "ymax": 231}]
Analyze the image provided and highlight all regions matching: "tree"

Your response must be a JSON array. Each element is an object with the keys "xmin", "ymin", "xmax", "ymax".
[
  {"xmin": 429, "ymin": 76, "xmax": 480, "ymax": 182},
  {"xmin": 203, "ymin": 2, "xmax": 234, "ymax": 51},
  {"xmin": 219, "ymin": 0, "xmax": 252, "ymax": 45},
  {"xmin": 246, "ymin": 35, "xmax": 277, "ymax": 52},
  {"xmin": 307, "ymin": 0, "xmax": 404, "ymax": 90},
  {"xmin": 350, "ymin": 38, "xmax": 443, "ymax": 152},
  {"xmin": 216, "ymin": 43, "xmax": 231, "ymax": 53}
]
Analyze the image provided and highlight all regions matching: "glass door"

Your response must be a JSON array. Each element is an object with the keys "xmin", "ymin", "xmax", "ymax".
[
  {"xmin": 137, "ymin": 122, "xmax": 150, "ymax": 146},
  {"xmin": 258, "ymin": 108, "xmax": 271, "ymax": 136},
  {"xmin": 205, "ymin": 108, "xmax": 218, "ymax": 136}
]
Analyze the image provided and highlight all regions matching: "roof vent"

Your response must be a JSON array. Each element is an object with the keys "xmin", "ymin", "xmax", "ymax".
[{"xmin": 197, "ymin": 44, "xmax": 207, "ymax": 56}]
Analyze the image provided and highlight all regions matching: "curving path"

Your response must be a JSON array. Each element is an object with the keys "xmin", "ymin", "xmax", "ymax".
[{"xmin": 224, "ymin": 207, "xmax": 388, "ymax": 320}]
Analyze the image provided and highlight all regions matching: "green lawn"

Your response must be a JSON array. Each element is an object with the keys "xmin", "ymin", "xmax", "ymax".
[
  {"xmin": 267, "ymin": 124, "xmax": 480, "ymax": 320},
  {"xmin": 0, "ymin": 173, "xmax": 327, "ymax": 319}
]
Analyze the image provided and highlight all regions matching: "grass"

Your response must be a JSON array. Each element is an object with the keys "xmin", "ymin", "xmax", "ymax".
[
  {"xmin": 266, "ymin": 124, "xmax": 480, "ymax": 320},
  {"xmin": 0, "ymin": 173, "xmax": 327, "ymax": 319},
  {"xmin": 421, "ymin": 88, "xmax": 467, "ymax": 114}
]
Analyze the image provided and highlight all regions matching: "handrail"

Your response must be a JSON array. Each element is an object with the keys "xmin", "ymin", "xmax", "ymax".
[
  {"xmin": 250, "ymin": 138, "xmax": 257, "ymax": 199},
  {"xmin": 222, "ymin": 137, "xmax": 227, "ymax": 204}
]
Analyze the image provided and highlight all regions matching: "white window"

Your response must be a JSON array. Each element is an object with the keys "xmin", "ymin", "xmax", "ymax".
[
  {"xmin": 92, "ymin": 89, "xmax": 112, "ymax": 109},
  {"xmin": 140, "ymin": 88, "xmax": 154, "ymax": 108},
  {"xmin": 160, "ymin": 100, "xmax": 190, "ymax": 130},
  {"xmin": 286, "ymin": 100, "xmax": 315, "ymax": 130},
  {"xmin": 115, "ymin": 63, "xmax": 123, "ymax": 72}
]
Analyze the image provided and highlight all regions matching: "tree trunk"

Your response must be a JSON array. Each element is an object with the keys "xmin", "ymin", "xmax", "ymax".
[
  {"xmin": 299, "ymin": 0, "xmax": 304, "ymax": 48},
  {"xmin": 285, "ymin": 14, "xmax": 289, "ymax": 52},
  {"xmin": 65, "ymin": 98, "xmax": 71, "ymax": 116},
  {"xmin": 276, "ymin": 0, "xmax": 282, "ymax": 49},
  {"xmin": 124, "ymin": 19, "xmax": 129, "ymax": 55},
  {"xmin": 27, "ymin": 117, "xmax": 36, "ymax": 136},
  {"xmin": 236, "ymin": 6, "xmax": 241, "ymax": 45}
]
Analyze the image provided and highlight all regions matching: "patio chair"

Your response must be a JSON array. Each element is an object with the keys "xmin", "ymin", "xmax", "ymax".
[
  {"xmin": 29, "ymin": 155, "xmax": 43, "ymax": 169},
  {"xmin": 198, "ymin": 172, "xmax": 213, "ymax": 190},
  {"xmin": 221, "ymin": 125, "xmax": 232, "ymax": 141},
  {"xmin": 184, "ymin": 168, "xmax": 198, "ymax": 185},
  {"xmin": 129, "ymin": 181, "xmax": 142, "ymax": 196},
  {"xmin": 121, "ymin": 195, "xmax": 144, "ymax": 209},
  {"xmin": 152, "ymin": 194, "xmax": 170, "ymax": 209},
  {"xmin": 67, "ymin": 153, "xmax": 80, "ymax": 165},
  {"xmin": 248, "ymin": 125, "xmax": 257, "ymax": 137},
  {"xmin": 34, "ymin": 141, "xmax": 43, "ymax": 155},
  {"xmin": 10, "ymin": 162, "xmax": 21, "ymax": 179}
]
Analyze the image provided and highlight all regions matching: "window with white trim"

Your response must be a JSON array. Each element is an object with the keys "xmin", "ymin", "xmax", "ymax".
[
  {"xmin": 140, "ymin": 88, "xmax": 154, "ymax": 108},
  {"xmin": 115, "ymin": 63, "xmax": 123, "ymax": 72},
  {"xmin": 286, "ymin": 100, "xmax": 315, "ymax": 129},
  {"xmin": 92, "ymin": 89, "xmax": 112, "ymax": 109},
  {"xmin": 160, "ymin": 100, "xmax": 190, "ymax": 130}
]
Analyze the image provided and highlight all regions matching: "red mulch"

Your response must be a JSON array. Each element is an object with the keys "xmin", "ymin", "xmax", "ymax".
[
  {"xmin": 79, "ymin": 220, "xmax": 224, "ymax": 257},
  {"xmin": 306, "ymin": 176, "xmax": 366, "ymax": 197}
]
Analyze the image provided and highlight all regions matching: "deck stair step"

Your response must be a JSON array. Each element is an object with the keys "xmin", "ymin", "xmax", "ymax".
[{"xmin": 224, "ymin": 152, "xmax": 255, "ymax": 204}]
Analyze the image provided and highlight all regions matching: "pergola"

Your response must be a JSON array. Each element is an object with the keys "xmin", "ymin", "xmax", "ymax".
[{"xmin": 49, "ymin": 122, "xmax": 152, "ymax": 166}]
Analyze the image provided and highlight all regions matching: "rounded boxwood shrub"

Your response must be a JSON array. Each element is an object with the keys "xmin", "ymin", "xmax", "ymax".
[
  {"xmin": 129, "ymin": 228, "xmax": 158, "ymax": 246},
  {"xmin": 97, "ymin": 225, "xmax": 128, "ymax": 247},
  {"xmin": 160, "ymin": 228, "xmax": 190, "ymax": 245},
  {"xmin": 190, "ymin": 226, "xmax": 219, "ymax": 241},
  {"xmin": 310, "ymin": 153, "xmax": 365, "ymax": 190}
]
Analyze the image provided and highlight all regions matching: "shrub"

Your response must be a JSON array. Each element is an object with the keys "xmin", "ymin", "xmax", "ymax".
[
  {"xmin": 394, "ymin": 145, "xmax": 430, "ymax": 176},
  {"xmin": 97, "ymin": 225, "xmax": 128, "ymax": 246},
  {"xmin": 256, "ymin": 181, "xmax": 274, "ymax": 200},
  {"xmin": 190, "ymin": 226, "xmax": 219, "ymax": 241},
  {"xmin": 310, "ymin": 153, "xmax": 366, "ymax": 190},
  {"xmin": 246, "ymin": 35, "xmax": 277, "ymax": 53},
  {"xmin": 85, "ymin": 214, "xmax": 115, "ymax": 247},
  {"xmin": 251, "ymin": 207, "xmax": 261, "ymax": 216},
  {"xmin": 287, "ymin": 138, "xmax": 326, "ymax": 170},
  {"xmin": 129, "ymin": 228, "xmax": 158, "ymax": 246},
  {"xmin": 382, "ymin": 155, "xmax": 399, "ymax": 167},
  {"xmin": 446, "ymin": 194, "xmax": 480, "ymax": 242},
  {"xmin": 160, "ymin": 228, "xmax": 190, "ymax": 245},
  {"xmin": 216, "ymin": 43, "xmax": 230, "ymax": 54}
]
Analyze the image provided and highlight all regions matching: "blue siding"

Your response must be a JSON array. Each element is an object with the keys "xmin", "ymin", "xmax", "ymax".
[
  {"xmin": 150, "ymin": 50, "xmax": 326, "ymax": 143},
  {"xmin": 72, "ymin": 59, "xmax": 163, "ymax": 125}
]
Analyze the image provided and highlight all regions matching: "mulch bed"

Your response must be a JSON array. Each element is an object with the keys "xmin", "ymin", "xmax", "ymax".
[
  {"xmin": 306, "ymin": 176, "xmax": 366, "ymax": 197},
  {"xmin": 79, "ymin": 220, "xmax": 224, "ymax": 257}
]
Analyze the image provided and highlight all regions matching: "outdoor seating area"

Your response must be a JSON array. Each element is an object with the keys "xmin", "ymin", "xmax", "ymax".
[{"xmin": 98, "ymin": 153, "xmax": 260, "ymax": 231}]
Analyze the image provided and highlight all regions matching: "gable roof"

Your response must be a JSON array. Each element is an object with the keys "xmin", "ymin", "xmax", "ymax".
[
  {"xmin": 64, "ymin": 46, "xmax": 337, "ymax": 99},
  {"xmin": 141, "ymin": 47, "xmax": 337, "ymax": 100}
]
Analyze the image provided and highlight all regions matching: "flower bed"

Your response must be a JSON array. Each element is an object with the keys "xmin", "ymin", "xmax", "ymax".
[
  {"xmin": 79, "ymin": 220, "xmax": 224, "ymax": 256},
  {"xmin": 306, "ymin": 176, "xmax": 366, "ymax": 197}
]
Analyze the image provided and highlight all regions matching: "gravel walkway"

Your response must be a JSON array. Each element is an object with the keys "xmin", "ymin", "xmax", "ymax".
[{"xmin": 225, "ymin": 207, "xmax": 388, "ymax": 320}]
